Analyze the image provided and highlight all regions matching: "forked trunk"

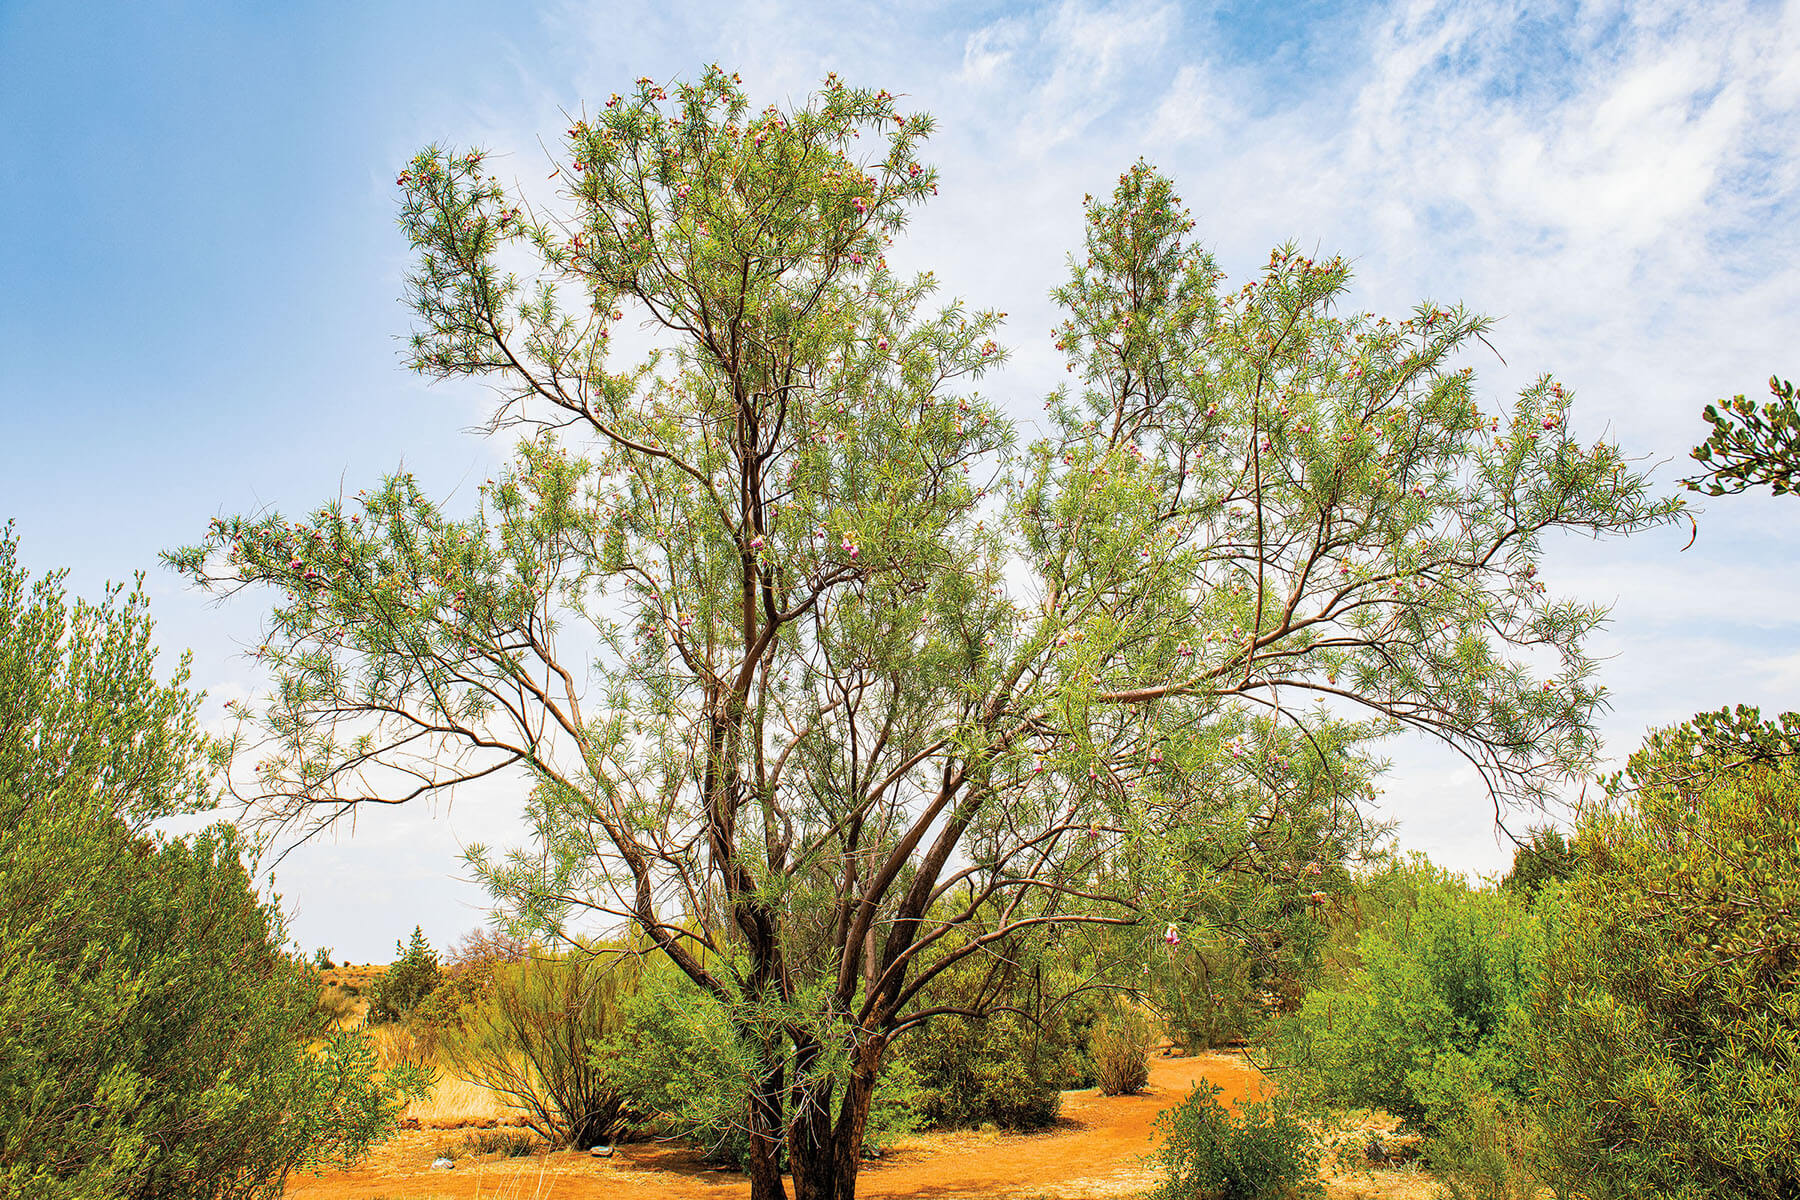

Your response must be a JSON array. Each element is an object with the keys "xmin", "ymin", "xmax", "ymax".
[{"xmin": 788, "ymin": 1036, "xmax": 884, "ymax": 1200}]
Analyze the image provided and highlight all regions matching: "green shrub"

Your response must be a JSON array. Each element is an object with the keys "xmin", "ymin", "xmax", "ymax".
[
  {"xmin": 369, "ymin": 926, "xmax": 441, "ymax": 1023},
  {"xmin": 899, "ymin": 1010, "xmax": 1066, "ymax": 1130},
  {"xmin": 1425, "ymin": 1090, "xmax": 1539, "ymax": 1200},
  {"xmin": 0, "ymin": 530, "xmax": 424, "ymax": 1199},
  {"xmin": 599, "ymin": 961, "xmax": 921, "ymax": 1168},
  {"xmin": 1528, "ymin": 709, "xmax": 1800, "ymax": 1200},
  {"xmin": 1148, "ymin": 1084, "xmax": 1322, "ymax": 1200},
  {"xmin": 1091, "ymin": 1005, "xmax": 1152, "ymax": 1096},
  {"xmin": 1497, "ymin": 826, "xmax": 1578, "ymax": 900},
  {"xmin": 439, "ymin": 949, "xmax": 633, "ymax": 1148},
  {"xmin": 599, "ymin": 959, "xmax": 755, "ymax": 1162},
  {"xmin": 1153, "ymin": 941, "xmax": 1259, "ymax": 1051},
  {"xmin": 1264, "ymin": 858, "xmax": 1548, "ymax": 1133},
  {"xmin": 404, "ymin": 928, "xmax": 528, "ymax": 1055}
]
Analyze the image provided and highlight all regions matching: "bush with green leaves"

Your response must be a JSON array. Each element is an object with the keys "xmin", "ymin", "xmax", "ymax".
[
  {"xmin": 601, "ymin": 960, "xmax": 922, "ymax": 1168},
  {"xmin": 369, "ymin": 925, "xmax": 441, "ymax": 1024},
  {"xmin": 1528, "ymin": 708, "xmax": 1800, "ymax": 1199},
  {"xmin": 1148, "ymin": 1085, "xmax": 1322, "ymax": 1200},
  {"xmin": 0, "ymin": 527, "xmax": 424, "ymax": 1199},
  {"xmin": 1153, "ymin": 941, "xmax": 1261, "ymax": 1052},
  {"xmin": 1264, "ymin": 857, "xmax": 1549, "ymax": 1133},
  {"xmin": 899, "ymin": 1009, "xmax": 1068, "ymax": 1130},
  {"xmin": 438, "ymin": 947, "xmax": 634, "ymax": 1148}
]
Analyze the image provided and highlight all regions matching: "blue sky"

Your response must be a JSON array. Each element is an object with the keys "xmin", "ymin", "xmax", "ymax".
[{"xmin": 4, "ymin": 0, "xmax": 1797, "ymax": 962}]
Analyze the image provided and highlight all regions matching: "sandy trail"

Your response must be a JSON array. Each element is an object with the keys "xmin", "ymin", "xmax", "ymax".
[{"xmin": 283, "ymin": 1052, "xmax": 1267, "ymax": 1200}]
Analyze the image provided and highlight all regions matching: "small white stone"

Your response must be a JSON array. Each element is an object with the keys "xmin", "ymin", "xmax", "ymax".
[
  {"xmin": 431, "ymin": 1157, "xmax": 455, "ymax": 1170},
  {"xmin": 589, "ymin": 1145, "xmax": 615, "ymax": 1158}
]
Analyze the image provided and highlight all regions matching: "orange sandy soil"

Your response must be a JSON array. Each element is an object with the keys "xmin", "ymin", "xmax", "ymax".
[{"xmin": 284, "ymin": 1052, "xmax": 1429, "ymax": 1200}]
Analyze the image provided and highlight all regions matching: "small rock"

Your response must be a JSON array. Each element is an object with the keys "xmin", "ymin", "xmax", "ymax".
[
  {"xmin": 589, "ymin": 1145, "xmax": 615, "ymax": 1158},
  {"xmin": 431, "ymin": 1157, "xmax": 455, "ymax": 1170}
]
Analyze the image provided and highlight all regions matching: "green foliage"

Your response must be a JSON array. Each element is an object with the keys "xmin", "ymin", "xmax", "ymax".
[
  {"xmin": 1147, "ymin": 1085, "xmax": 1323, "ymax": 1200},
  {"xmin": 1687, "ymin": 374, "xmax": 1800, "ymax": 495},
  {"xmin": 1425, "ymin": 1091, "xmax": 1539, "ymax": 1200},
  {"xmin": 1265, "ymin": 858, "xmax": 1547, "ymax": 1133},
  {"xmin": 1143, "ymin": 719, "xmax": 1379, "ymax": 1052},
  {"xmin": 601, "ymin": 958, "xmax": 761, "ymax": 1162},
  {"xmin": 405, "ymin": 927, "xmax": 528, "ymax": 1047},
  {"xmin": 369, "ymin": 926, "xmax": 441, "ymax": 1024},
  {"xmin": 439, "ymin": 948, "xmax": 633, "ymax": 1148},
  {"xmin": 1528, "ymin": 709, "xmax": 1800, "ymax": 1199},
  {"xmin": 899, "ymin": 1010, "xmax": 1069, "ymax": 1130},
  {"xmin": 0, "ymin": 528, "xmax": 424, "ymax": 1199},
  {"xmin": 1497, "ymin": 825, "xmax": 1578, "ymax": 900},
  {"xmin": 1155, "ymin": 942, "xmax": 1259, "ymax": 1052},
  {"xmin": 601, "ymin": 959, "xmax": 921, "ymax": 1168},
  {"xmin": 1090, "ymin": 1004, "xmax": 1152, "ymax": 1096}
]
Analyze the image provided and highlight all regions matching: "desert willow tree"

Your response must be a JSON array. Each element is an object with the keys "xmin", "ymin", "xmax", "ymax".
[{"xmin": 172, "ymin": 70, "xmax": 1677, "ymax": 1200}]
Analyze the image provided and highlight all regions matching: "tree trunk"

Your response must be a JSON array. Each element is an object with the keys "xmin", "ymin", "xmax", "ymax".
[
  {"xmin": 787, "ymin": 1035, "xmax": 884, "ymax": 1200},
  {"xmin": 747, "ymin": 1053, "xmax": 788, "ymax": 1200}
]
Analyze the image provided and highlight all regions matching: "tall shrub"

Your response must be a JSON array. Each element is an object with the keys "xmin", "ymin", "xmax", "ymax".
[
  {"xmin": 369, "ymin": 925, "xmax": 441, "ymax": 1023},
  {"xmin": 0, "ymin": 528, "xmax": 422, "ymax": 1199},
  {"xmin": 600, "ymin": 960, "xmax": 922, "ymax": 1168},
  {"xmin": 438, "ymin": 949, "xmax": 633, "ymax": 1147},
  {"xmin": 1529, "ymin": 708, "xmax": 1800, "ymax": 1199},
  {"xmin": 1265, "ymin": 859, "xmax": 1548, "ymax": 1131}
]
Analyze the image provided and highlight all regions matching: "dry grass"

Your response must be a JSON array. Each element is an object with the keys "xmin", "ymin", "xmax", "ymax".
[
  {"xmin": 403, "ymin": 1072, "xmax": 532, "ymax": 1130},
  {"xmin": 1316, "ymin": 1109, "xmax": 1435, "ymax": 1200}
]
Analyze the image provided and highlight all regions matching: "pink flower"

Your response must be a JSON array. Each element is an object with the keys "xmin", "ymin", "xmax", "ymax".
[
  {"xmin": 749, "ymin": 535, "xmax": 765, "ymax": 550},
  {"xmin": 1164, "ymin": 923, "xmax": 1181, "ymax": 946},
  {"xmin": 876, "ymin": 337, "xmax": 889, "ymax": 351}
]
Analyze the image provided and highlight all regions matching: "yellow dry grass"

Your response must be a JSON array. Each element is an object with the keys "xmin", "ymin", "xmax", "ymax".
[{"xmin": 405, "ymin": 1073, "xmax": 527, "ymax": 1128}]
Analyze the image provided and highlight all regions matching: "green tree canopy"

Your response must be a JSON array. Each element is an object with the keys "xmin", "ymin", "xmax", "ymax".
[{"xmin": 170, "ymin": 70, "xmax": 1677, "ymax": 1200}]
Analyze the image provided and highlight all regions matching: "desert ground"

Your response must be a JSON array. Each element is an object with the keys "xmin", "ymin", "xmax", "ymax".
[{"xmin": 283, "ymin": 1050, "xmax": 1432, "ymax": 1200}]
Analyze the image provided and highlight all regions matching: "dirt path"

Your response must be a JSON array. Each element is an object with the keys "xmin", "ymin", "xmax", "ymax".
[{"xmin": 284, "ymin": 1052, "xmax": 1267, "ymax": 1200}]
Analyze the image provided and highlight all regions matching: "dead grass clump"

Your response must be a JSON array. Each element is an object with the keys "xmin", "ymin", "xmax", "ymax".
[
  {"xmin": 314, "ymin": 984, "xmax": 362, "ymax": 1029},
  {"xmin": 1091, "ymin": 1007, "xmax": 1153, "ymax": 1097},
  {"xmin": 436, "ymin": 1128, "xmax": 540, "ymax": 1160}
]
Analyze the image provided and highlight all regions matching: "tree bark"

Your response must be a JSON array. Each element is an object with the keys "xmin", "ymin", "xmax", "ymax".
[
  {"xmin": 747, "ymin": 1051, "xmax": 788, "ymax": 1200},
  {"xmin": 787, "ymin": 1035, "xmax": 884, "ymax": 1200}
]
